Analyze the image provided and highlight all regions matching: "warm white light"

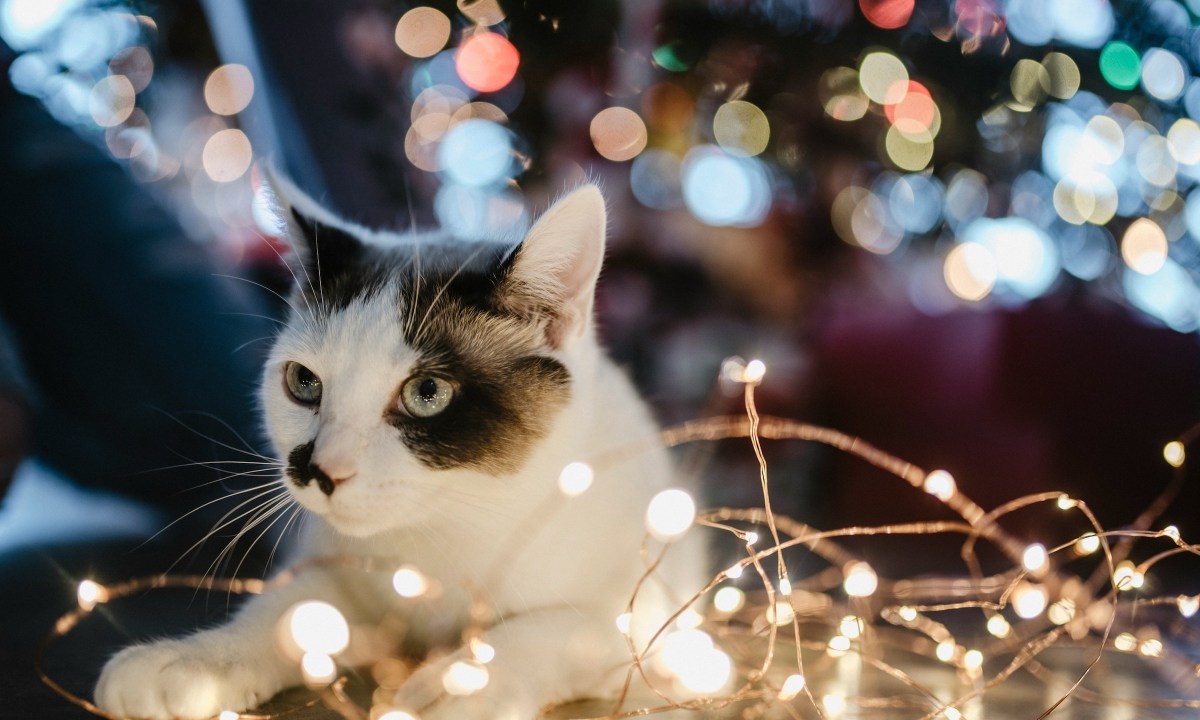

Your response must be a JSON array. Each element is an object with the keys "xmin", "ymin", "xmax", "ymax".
[
  {"xmin": 558, "ymin": 461, "xmax": 594, "ymax": 497},
  {"xmin": 1114, "ymin": 633, "xmax": 1137, "ymax": 652},
  {"xmin": 645, "ymin": 489, "xmax": 696, "ymax": 541},
  {"xmin": 470, "ymin": 638, "xmax": 495, "ymax": 664},
  {"xmin": 898, "ymin": 606, "xmax": 918, "ymax": 622},
  {"xmin": 843, "ymin": 562, "xmax": 878, "ymax": 597},
  {"xmin": 204, "ymin": 64, "xmax": 254, "ymax": 116},
  {"xmin": 942, "ymin": 708, "xmax": 963, "ymax": 720},
  {"xmin": 1113, "ymin": 561, "xmax": 1144, "ymax": 591},
  {"xmin": 963, "ymin": 649, "xmax": 984, "ymax": 671},
  {"xmin": 922, "ymin": 469, "xmax": 956, "ymax": 501},
  {"xmin": 725, "ymin": 562, "xmax": 745, "ymax": 579},
  {"xmin": 1164, "ymin": 441, "xmax": 1186, "ymax": 468},
  {"xmin": 1075, "ymin": 534, "xmax": 1101, "ymax": 555},
  {"xmin": 935, "ymin": 640, "xmax": 956, "ymax": 663},
  {"xmin": 778, "ymin": 578, "xmax": 793, "ymax": 597},
  {"xmin": 742, "ymin": 359, "xmax": 767, "ymax": 383},
  {"xmin": 744, "ymin": 531, "xmax": 760, "ymax": 545},
  {"xmin": 615, "ymin": 612, "xmax": 632, "ymax": 635},
  {"xmin": 77, "ymin": 580, "xmax": 104, "ymax": 611},
  {"xmin": 1013, "ymin": 583, "xmax": 1048, "ymax": 619},
  {"xmin": 442, "ymin": 660, "xmax": 489, "ymax": 695},
  {"xmin": 676, "ymin": 609, "xmax": 704, "ymax": 630},
  {"xmin": 766, "ymin": 601, "xmax": 795, "ymax": 626},
  {"xmin": 827, "ymin": 635, "xmax": 852, "ymax": 657},
  {"xmin": 1048, "ymin": 599, "xmax": 1076, "ymax": 625},
  {"xmin": 301, "ymin": 652, "xmax": 337, "ymax": 685},
  {"xmin": 1177, "ymin": 595, "xmax": 1199, "ymax": 618},
  {"xmin": 713, "ymin": 586, "xmax": 745, "ymax": 614},
  {"xmin": 1139, "ymin": 638, "xmax": 1164, "ymax": 658},
  {"xmin": 202, "ymin": 128, "xmax": 252, "ymax": 183},
  {"xmin": 218, "ymin": 712, "xmax": 239, "ymax": 720},
  {"xmin": 1056, "ymin": 495, "xmax": 1077, "ymax": 510},
  {"xmin": 1162, "ymin": 525, "xmax": 1181, "ymax": 542},
  {"xmin": 778, "ymin": 673, "xmax": 806, "ymax": 701},
  {"xmin": 822, "ymin": 693, "xmax": 847, "ymax": 717},
  {"xmin": 986, "ymin": 615, "xmax": 1011, "ymax": 638},
  {"xmin": 658, "ymin": 629, "xmax": 733, "ymax": 693},
  {"xmin": 377, "ymin": 712, "xmax": 419, "ymax": 720},
  {"xmin": 289, "ymin": 601, "xmax": 350, "ymax": 656},
  {"xmin": 1022, "ymin": 543, "xmax": 1049, "ymax": 573},
  {"xmin": 839, "ymin": 615, "xmax": 864, "ymax": 639},
  {"xmin": 392, "ymin": 566, "xmax": 429, "ymax": 598}
]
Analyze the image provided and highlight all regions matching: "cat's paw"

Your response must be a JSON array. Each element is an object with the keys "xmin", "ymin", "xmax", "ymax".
[
  {"xmin": 95, "ymin": 638, "xmax": 282, "ymax": 719},
  {"xmin": 391, "ymin": 656, "xmax": 536, "ymax": 720}
]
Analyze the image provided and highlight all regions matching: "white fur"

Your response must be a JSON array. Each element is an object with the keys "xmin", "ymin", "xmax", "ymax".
[{"xmin": 95, "ymin": 186, "xmax": 702, "ymax": 719}]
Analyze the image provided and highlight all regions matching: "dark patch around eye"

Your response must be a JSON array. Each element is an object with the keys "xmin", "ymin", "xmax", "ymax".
[{"xmin": 386, "ymin": 355, "xmax": 570, "ymax": 473}]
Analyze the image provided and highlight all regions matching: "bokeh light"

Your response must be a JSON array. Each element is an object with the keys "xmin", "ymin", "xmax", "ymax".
[
  {"xmin": 88, "ymin": 74, "xmax": 134, "ymax": 127},
  {"xmin": 1141, "ymin": 48, "xmax": 1186, "ymax": 102},
  {"xmin": 395, "ymin": 7, "xmax": 451, "ymax": 59},
  {"xmin": 944, "ymin": 242, "xmax": 997, "ymax": 301},
  {"xmin": 590, "ymin": 107, "xmax": 648, "ymax": 162},
  {"xmin": 1099, "ymin": 41, "xmax": 1140, "ymax": 91},
  {"xmin": 859, "ymin": 0, "xmax": 914, "ymax": 29},
  {"xmin": 712, "ymin": 100, "xmax": 770, "ymax": 157},
  {"xmin": 1121, "ymin": 218, "xmax": 1168, "ymax": 275},
  {"xmin": 681, "ymin": 145, "xmax": 772, "ymax": 227},
  {"xmin": 645, "ymin": 488, "xmax": 696, "ymax": 542},
  {"xmin": 455, "ymin": 31, "xmax": 519, "ymax": 93},
  {"xmin": 858, "ymin": 51, "xmax": 908, "ymax": 105},
  {"xmin": 1041, "ymin": 52, "xmax": 1080, "ymax": 100},
  {"xmin": 437, "ymin": 118, "xmax": 514, "ymax": 187},
  {"xmin": 630, "ymin": 149, "xmax": 683, "ymax": 210},
  {"xmin": 201, "ymin": 128, "xmax": 252, "ymax": 183},
  {"xmin": 819, "ymin": 67, "xmax": 869, "ymax": 122},
  {"xmin": 289, "ymin": 601, "xmax": 350, "ymax": 656},
  {"xmin": 457, "ymin": 0, "xmax": 505, "ymax": 27},
  {"xmin": 204, "ymin": 63, "xmax": 254, "ymax": 116}
]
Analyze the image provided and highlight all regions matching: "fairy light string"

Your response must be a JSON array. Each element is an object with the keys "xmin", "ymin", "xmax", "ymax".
[{"xmin": 36, "ymin": 357, "xmax": 1200, "ymax": 719}]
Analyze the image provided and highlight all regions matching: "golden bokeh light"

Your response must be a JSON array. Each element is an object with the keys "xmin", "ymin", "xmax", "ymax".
[
  {"xmin": 108, "ymin": 46, "xmax": 153, "ymax": 93},
  {"xmin": 1167, "ymin": 118, "xmax": 1200, "ymax": 165},
  {"xmin": 1010, "ymin": 58, "xmax": 1049, "ymax": 108},
  {"xmin": 202, "ymin": 128, "xmax": 252, "ymax": 182},
  {"xmin": 590, "ymin": 107, "xmax": 648, "ymax": 162},
  {"xmin": 819, "ymin": 67, "xmax": 869, "ymax": 122},
  {"xmin": 713, "ymin": 100, "xmax": 770, "ymax": 157},
  {"xmin": 204, "ymin": 64, "xmax": 254, "ymax": 116},
  {"xmin": 88, "ymin": 74, "xmax": 135, "ymax": 127},
  {"xmin": 1041, "ymin": 52, "xmax": 1080, "ymax": 100},
  {"xmin": 944, "ymin": 242, "xmax": 997, "ymax": 301},
  {"xmin": 1121, "ymin": 218, "xmax": 1168, "ymax": 275},
  {"xmin": 884, "ymin": 124, "xmax": 933, "ymax": 171},
  {"xmin": 395, "ymin": 7, "xmax": 452, "ymax": 58},
  {"xmin": 886, "ymin": 81, "xmax": 941, "ymax": 139},
  {"xmin": 859, "ymin": 51, "xmax": 909, "ymax": 105}
]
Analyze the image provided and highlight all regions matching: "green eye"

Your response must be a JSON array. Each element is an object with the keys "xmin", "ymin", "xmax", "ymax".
[
  {"xmin": 284, "ymin": 362, "xmax": 323, "ymax": 405},
  {"xmin": 400, "ymin": 375, "xmax": 454, "ymax": 418}
]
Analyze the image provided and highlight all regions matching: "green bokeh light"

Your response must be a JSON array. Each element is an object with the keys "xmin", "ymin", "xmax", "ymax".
[
  {"xmin": 652, "ymin": 44, "xmax": 689, "ymax": 72},
  {"xmin": 1099, "ymin": 41, "xmax": 1141, "ymax": 90}
]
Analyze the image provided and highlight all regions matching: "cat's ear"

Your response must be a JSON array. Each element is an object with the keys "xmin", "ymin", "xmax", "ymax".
[
  {"xmin": 503, "ymin": 185, "xmax": 607, "ymax": 348},
  {"xmin": 262, "ymin": 170, "xmax": 364, "ymax": 281}
]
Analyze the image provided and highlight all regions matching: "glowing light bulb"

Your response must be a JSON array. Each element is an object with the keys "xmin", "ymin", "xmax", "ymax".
[
  {"xmin": 898, "ymin": 606, "xmax": 918, "ymax": 622},
  {"xmin": 766, "ymin": 601, "xmax": 795, "ymax": 626},
  {"xmin": 1075, "ymin": 534, "xmax": 1100, "ymax": 555},
  {"xmin": 615, "ymin": 612, "xmax": 632, "ymax": 635},
  {"xmin": 822, "ymin": 693, "xmax": 847, "ymax": 717},
  {"xmin": 659, "ymin": 631, "xmax": 732, "ymax": 694},
  {"xmin": 377, "ymin": 712, "xmax": 419, "ymax": 720},
  {"xmin": 986, "ymin": 615, "xmax": 1011, "ymax": 638},
  {"xmin": 713, "ymin": 586, "xmax": 745, "ymax": 614},
  {"xmin": 839, "ymin": 615, "xmax": 864, "ymax": 639},
  {"xmin": 1056, "ymin": 495, "xmax": 1077, "ymax": 510},
  {"xmin": 778, "ymin": 673, "xmax": 806, "ymax": 701},
  {"xmin": 943, "ymin": 708, "xmax": 963, "ymax": 720},
  {"xmin": 443, "ymin": 660, "xmax": 489, "ymax": 695},
  {"xmin": 725, "ymin": 562, "xmax": 745, "ymax": 579},
  {"xmin": 1114, "ymin": 632, "xmax": 1137, "ymax": 652},
  {"xmin": 827, "ymin": 635, "xmax": 852, "ymax": 657},
  {"xmin": 843, "ymin": 562, "xmax": 878, "ymax": 597},
  {"xmin": 77, "ymin": 580, "xmax": 105, "ymax": 611},
  {"xmin": 676, "ymin": 609, "xmax": 704, "ymax": 630},
  {"xmin": 1177, "ymin": 595, "xmax": 1199, "ymax": 618},
  {"xmin": 1139, "ymin": 638, "xmax": 1164, "ymax": 657},
  {"xmin": 935, "ymin": 640, "xmax": 956, "ymax": 663},
  {"xmin": 289, "ymin": 601, "xmax": 350, "ymax": 656},
  {"xmin": 778, "ymin": 578, "xmax": 792, "ymax": 597},
  {"xmin": 1022, "ymin": 543, "xmax": 1049, "ymax": 573},
  {"xmin": 1164, "ymin": 441, "xmax": 1186, "ymax": 468},
  {"xmin": 1113, "ymin": 561, "xmax": 1144, "ymax": 591},
  {"xmin": 743, "ymin": 531, "xmax": 760, "ymax": 545},
  {"xmin": 557, "ymin": 461, "xmax": 594, "ymax": 497},
  {"xmin": 470, "ymin": 638, "xmax": 495, "ymax": 664},
  {"xmin": 1047, "ymin": 599, "xmax": 1076, "ymax": 625},
  {"xmin": 218, "ymin": 711, "xmax": 240, "ymax": 720},
  {"xmin": 1013, "ymin": 583, "xmax": 1048, "ymax": 619},
  {"xmin": 645, "ymin": 488, "xmax": 696, "ymax": 542},
  {"xmin": 392, "ymin": 566, "xmax": 429, "ymax": 598},
  {"xmin": 922, "ymin": 470, "xmax": 957, "ymax": 501},
  {"xmin": 1162, "ymin": 525, "xmax": 1181, "ymax": 542},
  {"xmin": 301, "ymin": 652, "xmax": 337, "ymax": 685},
  {"xmin": 742, "ymin": 359, "xmax": 766, "ymax": 383},
  {"xmin": 963, "ymin": 649, "xmax": 984, "ymax": 671}
]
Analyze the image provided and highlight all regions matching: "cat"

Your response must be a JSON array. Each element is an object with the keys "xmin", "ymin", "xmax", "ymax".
[{"xmin": 95, "ymin": 182, "xmax": 704, "ymax": 719}]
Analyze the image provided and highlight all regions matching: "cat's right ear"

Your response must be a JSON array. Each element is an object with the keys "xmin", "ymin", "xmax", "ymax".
[{"xmin": 262, "ymin": 170, "xmax": 364, "ymax": 281}]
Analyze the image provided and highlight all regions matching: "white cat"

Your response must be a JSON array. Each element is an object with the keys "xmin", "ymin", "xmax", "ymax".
[{"xmin": 95, "ymin": 184, "xmax": 703, "ymax": 719}]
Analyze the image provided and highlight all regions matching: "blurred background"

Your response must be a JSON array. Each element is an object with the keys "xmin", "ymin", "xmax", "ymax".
[{"xmin": 1, "ymin": 0, "xmax": 1199, "ymax": 610}]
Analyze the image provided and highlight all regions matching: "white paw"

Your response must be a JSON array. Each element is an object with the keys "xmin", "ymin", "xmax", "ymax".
[
  {"xmin": 95, "ymin": 638, "xmax": 283, "ymax": 719},
  {"xmin": 392, "ymin": 656, "xmax": 535, "ymax": 720}
]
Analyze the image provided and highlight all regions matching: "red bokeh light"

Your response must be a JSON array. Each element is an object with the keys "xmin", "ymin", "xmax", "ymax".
[
  {"xmin": 859, "ymin": 0, "xmax": 915, "ymax": 29},
  {"xmin": 884, "ymin": 81, "xmax": 937, "ymax": 135},
  {"xmin": 455, "ymin": 32, "xmax": 520, "ymax": 93}
]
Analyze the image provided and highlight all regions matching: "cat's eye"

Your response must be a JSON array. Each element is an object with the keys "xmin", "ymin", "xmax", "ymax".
[
  {"xmin": 284, "ymin": 362, "xmax": 323, "ymax": 405},
  {"xmin": 400, "ymin": 375, "xmax": 454, "ymax": 418}
]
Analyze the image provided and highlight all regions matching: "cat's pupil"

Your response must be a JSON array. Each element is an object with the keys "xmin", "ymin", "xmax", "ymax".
[{"xmin": 417, "ymin": 378, "xmax": 439, "ymax": 400}]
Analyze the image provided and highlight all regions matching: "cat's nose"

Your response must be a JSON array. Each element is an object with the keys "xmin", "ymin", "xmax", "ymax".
[{"xmin": 307, "ymin": 461, "xmax": 354, "ymax": 496}]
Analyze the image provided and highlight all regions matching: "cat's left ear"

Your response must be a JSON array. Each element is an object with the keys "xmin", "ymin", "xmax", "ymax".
[
  {"xmin": 262, "ymin": 169, "xmax": 364, "ymax": 281},
  {"xmin": 503, "ymin": 185, "xmax": 607, "ymax": 349}
]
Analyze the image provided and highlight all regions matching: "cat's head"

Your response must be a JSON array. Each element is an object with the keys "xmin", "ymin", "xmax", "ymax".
[{"xmin": 261, "ymin": 182, "xmax": 607, "ymax": 537}]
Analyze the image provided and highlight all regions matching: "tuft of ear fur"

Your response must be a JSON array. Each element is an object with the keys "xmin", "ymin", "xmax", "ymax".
[
  {"xmin": 262, "ymin": 169, "xmax": 365, "ymax": 283},
  {"xmin": 502, "ymin": 185, "xmax": 607, "ymax": 348}
]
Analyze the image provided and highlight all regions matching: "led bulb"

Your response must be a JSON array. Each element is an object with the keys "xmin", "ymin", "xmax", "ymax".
[
  {"xmin": 1164, "ymin": 440, "xmax": 1186, "ymax": 467},
  {"xmin": 1178, "ymin": 595, "xmax": 1199, "ymax": 618},
  {"xmin": 712, "ymin": 586, "xmax": 745, "ymax": 614},
  {"xmin": 645, "ymin": 489, "xmax": 696, "ymax": 541},
  {"xmin": 443, "ymin": 660, "xmax": 489, "ymax": 695},
  {"xmin": 778, "ymin": 673, "xmax": 806, "ymax": 701},
  {"xmin": 77, "ymin": 580, "xmax": 105, "ymax": 611},
  {"xmin": 922, "ymin": 470, "xmax": 957, "ymax": 501},
  {"xmin": 289, "ymin": 601, "xmax": 350, "ymax": 656},
  {"xmin": 986, "ymin": 615, "xmax": 1011, "ymax": 638},
  {"xmin": 558, "ymin": 461, "xmax": 594, "ymax": 497},
  {"xmin": 843, "ymin": 562, "xmax": 878, "ymax": 597},
  {"xmin": 1022, "ymin": 543, "xmax": 1048, "ymax": 573},
  {"xmin": 392, "ymin": 566, "xmax": 429, "ymax": 598},
  {"xmin": 301, "ymin": 652, "xmax": 337, "ymax": 685}
]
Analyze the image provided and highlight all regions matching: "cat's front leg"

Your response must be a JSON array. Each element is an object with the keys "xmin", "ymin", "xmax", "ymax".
[
  {"xmin": 95, "ymin": 572, "xmax": 374, "ymax": 720},
  {"xmin": 392, "ymin": 606, "xmax": 628, "ymax": 720}
]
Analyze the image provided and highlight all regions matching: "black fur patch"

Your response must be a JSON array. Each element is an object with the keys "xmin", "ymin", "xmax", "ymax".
[{"xmin": 285, "ymin": 440, "xmax": 336, "ymax": 496}]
